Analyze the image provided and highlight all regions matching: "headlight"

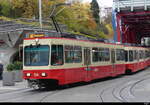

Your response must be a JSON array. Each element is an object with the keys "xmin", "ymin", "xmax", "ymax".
[
  {"xmin": 41, "ymin": 73, "xmax": 47, "ymax": 77},
  {"xmin": 26, "ymin": 73, "xmax": 31, "ymax": 77}
]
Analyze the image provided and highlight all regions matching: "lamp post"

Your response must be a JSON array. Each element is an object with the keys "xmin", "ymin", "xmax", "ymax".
[{"xmin": 39, "ymin": 0, "xmax": 42, "ymax": 28}]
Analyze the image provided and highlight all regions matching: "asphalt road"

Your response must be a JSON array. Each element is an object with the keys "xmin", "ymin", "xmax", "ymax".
[{"xmin": 0, "ymin": 68, "xmax": 150, "ymax": 102}]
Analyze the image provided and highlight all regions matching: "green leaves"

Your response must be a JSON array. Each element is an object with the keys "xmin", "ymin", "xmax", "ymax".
[
  {"xmin": 7, "ymin": 61, "xmax": 23, "ymax": 72},
  {"xmin": 0, "ymin": 0, "xmax": 110, "ymax": 39},
  {"xmin": 0, "ymin": 0, "xmax": 12, "ymax": 17},
  {"xmin": 90, "ymin": 0, "xmax": 100, "ymax": 24},
  {"xmin": 7, "ymin": 64, "xmax": 15, "ymax": 72}
]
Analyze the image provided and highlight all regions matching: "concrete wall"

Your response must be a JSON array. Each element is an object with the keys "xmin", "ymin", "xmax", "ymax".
[{"xmin": 0, "ymin": 43, "xmax": 17, "ymax": 71}]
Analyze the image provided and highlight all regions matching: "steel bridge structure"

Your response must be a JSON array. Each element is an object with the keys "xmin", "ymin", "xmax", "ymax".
[{"xmin": 113, "ymin": 0, "xmax": 150, "ymax": 44}]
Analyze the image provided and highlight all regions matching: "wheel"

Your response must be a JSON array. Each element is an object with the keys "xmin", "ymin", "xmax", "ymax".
[{"xmin": 125, "ymin": 69, "xmax": 132, "ymax": 75}]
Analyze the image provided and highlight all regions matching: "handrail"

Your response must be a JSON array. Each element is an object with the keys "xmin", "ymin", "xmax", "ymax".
[{"xmin": 113, "ymin": 0, "xmax": 150, "ymax": 12}]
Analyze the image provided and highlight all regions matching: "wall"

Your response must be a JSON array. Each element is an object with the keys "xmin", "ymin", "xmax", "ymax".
[{"xmin": 0, "ymin": 42, "xmax": 17, "ymax": 71}]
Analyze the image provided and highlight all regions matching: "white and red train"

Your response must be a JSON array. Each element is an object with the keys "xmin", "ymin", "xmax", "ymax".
[{"xmin": 22, "ymin": 36, "xmax": 150, "ymax": 89}]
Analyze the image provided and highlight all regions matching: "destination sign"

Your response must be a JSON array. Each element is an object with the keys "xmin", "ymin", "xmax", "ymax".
[{"xmin": 29, "ymin": 34, "xmax": 45, "ymax": 38}]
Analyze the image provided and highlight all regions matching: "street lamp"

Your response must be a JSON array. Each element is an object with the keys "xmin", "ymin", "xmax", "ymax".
[{"xmin": 39, "ymin": 0, "xmax": 42, "ymax": 28}]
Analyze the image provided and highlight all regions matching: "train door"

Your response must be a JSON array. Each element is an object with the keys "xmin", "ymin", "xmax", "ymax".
[
  {"xmin": 111, "ymin": 49, "xmax": 116, "ymax": 76},
  {"xmin": 84, "ymin": 48, "xmax": 92, "ymax": 81}
]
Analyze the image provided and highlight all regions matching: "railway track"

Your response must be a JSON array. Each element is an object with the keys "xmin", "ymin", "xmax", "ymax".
[
  {"xmin": 99, "ymin": 69, "xmax": 150, "ymax": 102},
  {"xmin": 0, "ymin": 68, "xmax": 150, "ymax": 102}
]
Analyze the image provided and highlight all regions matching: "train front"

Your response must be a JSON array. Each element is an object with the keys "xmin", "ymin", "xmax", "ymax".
[{"xmin": 23, "ymin": 37, "xmax": 59, "ymax": 89}]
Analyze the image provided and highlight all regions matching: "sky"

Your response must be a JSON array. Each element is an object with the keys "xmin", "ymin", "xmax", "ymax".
[{"xmin": 83, "ymin": 0, "xmax": 113, "ymax": 7}]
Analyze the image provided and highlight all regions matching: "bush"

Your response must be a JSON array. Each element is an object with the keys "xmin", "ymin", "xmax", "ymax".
[
  {"xmin": 7, "ymin": 63, "xmax": 15, "ymax": 72},
  {"xmin": 6, "ymin": 61, "xmax": 23, "ymax": 71},
  {"xmin": 13, "ymin": 61, "xmax": 23, "ymax": 70}
]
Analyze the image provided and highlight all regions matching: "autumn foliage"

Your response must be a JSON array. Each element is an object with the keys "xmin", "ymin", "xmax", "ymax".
[{"xmin": 0, "ymin": 0, "xmax": 113, "ymax": 39}]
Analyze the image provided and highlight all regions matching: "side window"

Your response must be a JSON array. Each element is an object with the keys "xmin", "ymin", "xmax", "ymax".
[
  {"xmin": 65, "ymin": 45, "xmax": 82, "ymax": 63},
  {"xmin": 65, "ymin": 45, "xmax": 74, "ymax": 63},
  {"xmin": 51, "ymin": 45, "xmax": 64, "ymax": 66},
  {"xmin": 92, "ymin": 48, "xmax": 99, "ymax": 62},
  {"xmin": 125, "ymin": 50, "xmax": 128, "ymax": 62},
  {"xmin": 135, "ymin": 50, "xmax": 139, "ymax": 60},
  {"xmin": 102, "ymin": 48, "xmax": 110, "ymax": 61},
  {"xmin": 129, "ymin": 50, "xmax": 134, "ymax": 62},
  {"xmin": 142, "ymin": 51, "xmax": 145, "ymax": 59},
  {"xmin": 142, "ymin": 51, "xmax": 144, "ymax": 59},
  {"xmin": 139, "ymin": 50, "xmax": 143, "ymax": 59},
  {"xmin": 92, "ymin": 47, "xmax": 110, "ymax": 62},
  {"xmin": 73, "ymin": 46, "xmax": 82, "ymax": 63},
  {"xmin": 146, "ymin": 50, "xmax": 149, "ymax": 58},
  {"xmin": 116, "ymin": 49, "xmax": 125, "ymax": 61},
  {"xmin": 99, "ymin": 48, "xmax": 104, "ymax": 61}
]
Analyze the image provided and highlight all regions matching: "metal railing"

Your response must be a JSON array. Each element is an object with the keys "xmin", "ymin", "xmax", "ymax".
[{"xmin": 113, "ymin": 0, "xmax": 150, "ymax": 12}]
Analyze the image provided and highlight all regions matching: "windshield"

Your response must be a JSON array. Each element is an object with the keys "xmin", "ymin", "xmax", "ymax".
[{"xmin": 24, "ymin": 45, "xmax": 50, "ymax": 66}]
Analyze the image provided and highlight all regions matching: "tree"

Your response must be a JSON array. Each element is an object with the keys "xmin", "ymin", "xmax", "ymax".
[
  {"xmin": 12, "ymin": 0, "xmax": 38, "ymax": 18},
  {"xmin": 42, "ymin": 0, "xmax": 66, "ymax": 18},
  {"xmin": 56, "ymin": 2, "xmax": 97, "ymax": 33},
  {"xmin": 0, "ymin": 0, "xmax": 107, "ymax": 39},
  {"xmin": 90, "ymin": 0, "xmax": 100, "ymax": 24},
  {"xmin": 0, "ymin": 0, "xmax": 12, "ymax": 17},
  {"xmin": 103, "ymin": 13, "xmax": 112, "ymax": 24},
  {"xmin": 0, "ymin": 4, "xmax": 3, "ymax": 16}
]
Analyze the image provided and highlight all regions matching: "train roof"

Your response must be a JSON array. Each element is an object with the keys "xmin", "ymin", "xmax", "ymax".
[{"xmin": 24, "ymin": 36, "xmax": 149, "ymax": 49}]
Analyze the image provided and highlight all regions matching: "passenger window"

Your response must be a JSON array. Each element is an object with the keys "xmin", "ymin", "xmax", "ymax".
[
  {"xmin": 65, "ymin": 45, "xmax": 82, "ymax": 63},
  {"xmin": 116, "ymin": 49, "xmax": 125, "ymax": 61},
  {"xmin": 101, "ymin": 48, "xmax": 110, "ymax": 61},
  {"xmin": 92, "ymin": 48, "xmax": 99, "ymax": 62},
  {"xmin": 129, "ymin": 50, "xmax": 134, "ymax": 62},
  {"xmin": 51, "ymin": 45, "xmax": 64, "ymax": 66},
  {"xmin": 125, "ymin": 51, "xmax": 128, "ymax": 62},
  {"xmin": 74, "ymin": 46, "xmax": 82, "ymax": 63},
  {"xmin": 145, "ymin": 51, "xmax": 149, "ymax": 58},
  {"xmin": 139, "ymin": 50, "xmax": 143, "ymax": 59},
  {"xmin": 135, "ymin": 50, "xmax": 139, "ymax": 60},
  {"xmin": 92, "ymin": 47, "xmax": 110, "ymax": 62}
]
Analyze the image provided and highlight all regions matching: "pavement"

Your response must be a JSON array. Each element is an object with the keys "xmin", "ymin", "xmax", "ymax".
[{"xmin": 0, "ymin": 80, "xmax": 28, "ymax": 92}]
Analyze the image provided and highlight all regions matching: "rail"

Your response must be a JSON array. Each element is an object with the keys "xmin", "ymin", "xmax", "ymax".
[{"xmin": 113, "ymin": 0, "xmax": 150, "ymax": 12}]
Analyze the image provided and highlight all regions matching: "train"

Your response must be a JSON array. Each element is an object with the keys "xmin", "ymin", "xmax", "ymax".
[{"xmin": 22, "ymin": 35, "xmax": 150, "ymax": 89}]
